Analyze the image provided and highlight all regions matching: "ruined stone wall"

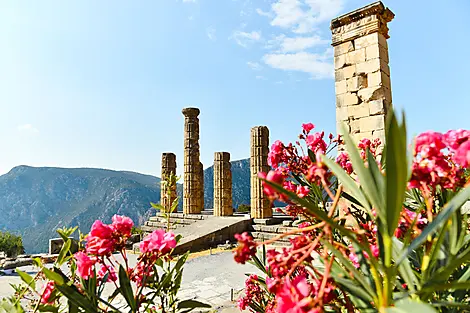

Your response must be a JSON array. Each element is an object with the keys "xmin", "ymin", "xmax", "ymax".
[
  {"xmin": 331, "ymin": 1, "xmax": 394, "ymax": 145},
  {"xmin": 213, "ymin": 152, "xmax": 233, "ymax": 216},
  {"xmin": 250, "ymin": 126, "xmax": 271, "ymax": 219},
  {"xmin": 161, "ymin": 152, "xmax": 177, "ymax": 212}
]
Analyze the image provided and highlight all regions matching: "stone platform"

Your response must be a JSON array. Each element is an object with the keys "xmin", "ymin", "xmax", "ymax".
[{"xmin": 135, "ymin": 212, "xmax": 252, "ymax": 254}]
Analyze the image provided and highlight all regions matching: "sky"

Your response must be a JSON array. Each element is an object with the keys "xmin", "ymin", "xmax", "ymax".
[{"xmin": 0, "ymin": 0, "xmax": 469, "ymax": 178}]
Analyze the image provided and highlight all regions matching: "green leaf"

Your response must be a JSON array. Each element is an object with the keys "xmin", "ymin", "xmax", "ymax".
[
  {"xmin": 174, "ymin": 251, "xmax": 189, "ymax": 273},
  {"xmin": 15, "ymin": 269, "xmax": 35, "ymax": 289},
  {"xmin": 118, "ymin": 265, "xmax": 136, "ymax": 312},
  {"xmin": 385, "ymin": 110, "xmax": 408, "ymax": 237},
  {"xmin": 37, "ymin": 304, "xmax": 59, "ymax": 312},
  {"xmin": 42, "ymin": 268, "xmax": 65, "ymax": 285},
  {"xmin": 419, "ymin": 281, "xmax": 470, "ymax": 293},
  {"xmin": 397, "ymin": 186, "xmax": 470, "ymax": 264},
  {"xmin": 56, "ymin": 239, "xmax": 72, "ymax": 265},
  {"xmin": 177, "ymin": 299, "xmax": 211, "ymax": 310},
  {"xmin": 385, "ymin": 298, "xmax": 437, "ymax": 313},
  {"xmin": 67, "ymin": 300, "xmax": 79, "ymax": 313},
  {"xmin": 247, "ymin": 250, "xmax": 267, "ymax": 275},
  {"xmin": 322, "ymin": 156, "xmax": 371, "ymax": 214},
  {"xmin": 391, "ymin": 238, "xmax": 419, "ymax": 292},
  {"xmin": 54, "ymin": 284, "xmax": 97, "ymax": 312}
]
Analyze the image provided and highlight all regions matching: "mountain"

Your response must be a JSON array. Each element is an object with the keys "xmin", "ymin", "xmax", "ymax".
[{"xmin": 0, "ymin": 160, "xmax": 251, "ymax": 253}]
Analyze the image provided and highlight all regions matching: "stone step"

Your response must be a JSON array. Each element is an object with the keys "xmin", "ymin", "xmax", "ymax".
[
  {"xmin": 141, "ymin": 225, "xmax": 178, "ymax": 233},
  {"xmin": 252, "ymin": 225, "xmax": 298, "ymax": 234},
  {"xmin": 251, "ymin": 232, "xmax": 296, "ymax": 243},
  {"xmin": 145, "ymin": 221, "xmax": 190, "ymax": 229},
  {"xmin": 153, "ymin": 213, "xmax": 206, "ymax": 220},
  {"xmin": 147, "ymin": 218, "xmax": 195, "ymax": 225}
]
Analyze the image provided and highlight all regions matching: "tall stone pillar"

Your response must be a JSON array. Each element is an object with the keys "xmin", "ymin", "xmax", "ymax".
[
  {"xmin": 161, "ymin": 153, "xmax": 177, "ymax": 212},
  {"xmin": 198, "ymin": 161, "xmax": 205, "ymax": 211},
  {"xmin": 250, "ymin": 126, "xmax": 271, "ymax": 219},
  {"xmin": 213, "ymin": 152, "xmax": 233, "ymax": 216},
  {"xmin": 331, "ymin": 1, "xmax": 394, "ymax": 145},
  {"xmin": 182, "ymin": 107, "xmax": 203, "ymax": 214}
]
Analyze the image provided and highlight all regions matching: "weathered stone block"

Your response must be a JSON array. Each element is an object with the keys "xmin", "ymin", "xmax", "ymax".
[
  {"xmin": 336, "ymin": 93, "xmax": 359, "ymax": 107},
  {"xmin": 354, "ymin": 32, "xmax": 388, "ymax": 50},
  {"xmin": 334, "ymin": 41, "xmax": 354, "ymax": 56},
  {"xmin": 350, "ymin": 119, "xmax": 361, "ymax": 134},
  {"xmin": 368, "ymin": 71, "xmax": 390, "ymax": 88},
  {"xmin": 360, "ymin": 115, "xmax": 385, "ymax": 132},
  {"xmin": 356, "ymin": 59, "xmax": 390, "ymax": 76},
  {"xmin": 335, "ymin": 80, "xmax": 347, "ymax": 94},
  {"xmin": 346, "ymin": 74, "xmax": 368, "ymax": 92},
  {"xmin": 336, "ymin": 106, "xmax": 349, "ymax": 121},
  {"xmin": 372, "ymin": 129, "xmax": 386, "ymax": 141},
  {"xmin": 365, "ymin": 45, "xmax": 389, "ymax": 63},
  {"xmin": 348, "ymin": 103, "xmax": 370, "ymax": 119},
  {"xmin": 357, "ymin": 86, "xmax": 385, "ymax": 102},
  {"xmin": 369, "ymin": 99, "xmax": 385, "ymax": 115},
  {"xmin": 334, "ymin": 54, "xmax": 347, "ymax": 69},
  {"xmin": 345, "ymin": 48, "xmax": 366, "ymax": 64}
]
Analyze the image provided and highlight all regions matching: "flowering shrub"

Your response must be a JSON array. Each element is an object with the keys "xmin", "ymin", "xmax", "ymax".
[
  {"xmin": 1, "ymin": 175, "xmax": 209, "ymax": 313},
  {"xmin": 234, "ymin": 111, "xmax": 470, "ymax": 312}
]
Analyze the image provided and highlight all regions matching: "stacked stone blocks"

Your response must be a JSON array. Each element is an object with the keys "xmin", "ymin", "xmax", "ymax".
[
  {"xmin": 213, "ymin": 152, "xmax": 233, "ymax": 216},
  {"xmin": 250, "ymin": 126, "xmax": 271, "ymax": 219},
  {"xmin": 331, "ymin": 1, "xmax": 394, "ymax": 145},
  {"xmin": 161, "ymin": 152, "xmax": 177, "ymax": 212},
  {"xmin": 182, "ymin": 107, "xmax": 204, "ymax": 214}
]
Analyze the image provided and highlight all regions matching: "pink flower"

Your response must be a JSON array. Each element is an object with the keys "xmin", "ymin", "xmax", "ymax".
[
  {"xmin": 90, "ymin": 220, "xmax": 114, "ymax": 239},
  {"xmin": 139, "ymin": 229, "xmax": 176, "ymax": 255},
  {"xmin": 40, "ymin": 281, "xmax": 55, "ymax": 304},
  {"xmin": 454, "ymin": 140, "xmax": 470, "ymax": 168},
  {"xmin": 111, "ymin": 215, "xmax": 134, "ymax": 237},
  {"xmin": 302, "ymin": 123, "xmax": 315, "ymax": 133},
  {"xmin": 305, "ymin": 132, "xmax": 327, "ymax": 155},
  {"xmin": 86, "ymin": 236, "xmax": 115, "ymax": 256},
  {"xmin": 370, "ymin": 244, "xmax": 379, "ymax": 258},
  {"xmin": 233, "ymin": 232, "xmax": 257, "ymax": 264},
  {"xmin": 336, "ymin": 152, "xmax": 353, "ymax": 174},
  {"xmin": 444, "ymin": 129, "xmax": 470, "ymax": 150},
  {"xmin": 296, "ymin": 185, "xmax": 310, "ymax": 198},
  {"xmin": 74, "ymin": 251, "xmax": 96, "ymax": 279},
  {"xmin": 414, "ymin": 131, "xmax": 446, "ymax": 158},
  {"xmin": 98, "ymin": 264, "xmax": 117, "ymax": 282},
  {"xmin": 258, "ymin": 170, "xmax": 285, "ymax": 198},
  {"xmin": 276, "ymin": 276, "xmax": 313, "ymax": 313}
]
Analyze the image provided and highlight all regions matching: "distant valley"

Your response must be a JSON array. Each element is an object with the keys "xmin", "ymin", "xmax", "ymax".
[{"xmin": 0, "ymin": 159, "xmax": 251, "ymax": 253}]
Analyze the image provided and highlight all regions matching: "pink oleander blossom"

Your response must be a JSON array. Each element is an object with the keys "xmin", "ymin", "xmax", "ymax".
[
  {"xmin": 111, "ymin": 215, "xmax": 134, "ymax": 237},
  {"xmin": 444, "ymin": 129, "xmax": 470, "ymax": 150},
  {"xmin": 89, "ymin": 220, "xmax": 114, "ymax": 239},
  {"xmin": 74, "ymin": 251, "xmax": 96, "ymax": 279},
  {"xmin": 40, "ymin": 281, "xmax": 55, "ymax": 304},
  {"xmin": 259, "ymin": 170, "xmax": 286, "ymax": 200},
  {"xmin": 276, "ymin": 276, "xmax": 314, "ymax": 313},
  {"xmin": 296, "ymin": 185, "xmax": 310, "ymax": 198},
  {"xmin": 139, "ymin": 229, "xmax": 176, "ymax": 255},
  {"xmin": 86, "ymin": 236, "xmax": 115, "ymax": 256},
  {"xmin": 233, "ymin": 232, "xmax": 257, "ymax": 264},
  {"xmin": 98, "ymin": 264, "xmax": 117, "ymax": 282},
  {"xmin": 302, "ymin": 123, "xmax": 315, "ymax": 133},
  {"xmin": 455, "ymin": 140, "xmax": 470, "ymax": 168}
]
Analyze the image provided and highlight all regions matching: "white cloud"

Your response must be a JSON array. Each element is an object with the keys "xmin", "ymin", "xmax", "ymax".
[
  {"xmin": 231, "ymin": 30, "xmax": 261, "ymax": 48},
  {"xmin": 267, "ymin": 34, "xmax": 328, "ymax": 52},
  {"xmin": 263, "ymin": 51, "xmax": 333, "ymax": 79},
  {"xmin": 247, "ymin": 61, "xmax": 262, "ymax": 70},
  {"xmin": 256, "ymin": 8, "xmax": 272, "ymax": 18},
  {"xmin": 206, "ymin": 27, "xmax": 216, "ymax": 41},
  {"xmin": 267, "ymin": 0, "xmax": 344, "ymax": 34},
  {"xmin": 17, "ymin": 124, "xmax": 39, "ymax": 133}
]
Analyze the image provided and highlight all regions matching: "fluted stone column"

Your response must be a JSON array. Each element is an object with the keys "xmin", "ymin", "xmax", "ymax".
[
  {"xmin": 213, "ymin": 152, "xmax": 233, "ymax": 216},
  {"xmin": 161, "ymin": 153, "xmax": 177, "ymax": 212},
  {"xmin": 331, "ymin": 1, "xmax": 394, "ymax": 146},
  {"xmin": 198, "ymin": 161, "xmax": 204, "ymax": 211},
  {"xmin": 182, "ymin": 107, "xmax": 203, "ymax": 214},
  {"xmin": 250, "ymin": 126, "xmax": 271, "ymax": 219}
]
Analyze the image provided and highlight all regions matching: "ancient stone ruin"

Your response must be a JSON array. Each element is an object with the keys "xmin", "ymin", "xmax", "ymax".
[
  {"xmin": 250, "ymin": 126, "xmax": 271, "ymax": 219},
  {"xmin": 331, "ymin": 1, "xmax": 394, "ymax": 145},
  {"xmin": 182, "ymin": 107, "xmax": 204, "ymax": 214},
  {"xmin": 161, "ymin": 152, "xmax": 177, "ymax": 212},
  {"xmin": 213, "ymin": 152, "xmax": 233, "ymax": 216}
]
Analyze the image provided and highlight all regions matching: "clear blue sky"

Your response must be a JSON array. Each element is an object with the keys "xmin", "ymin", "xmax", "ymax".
[{"xmin": 1, "ymin": 0, "xmax": 469, "ymax": 177}]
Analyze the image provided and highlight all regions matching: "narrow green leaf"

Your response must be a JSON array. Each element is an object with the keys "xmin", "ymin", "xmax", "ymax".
[
  {"xmin": 177, "ymin": 299, "xmax": 211, "ymax": 309},
  {"xmin": 55, "ymin": 284, "xmax": 97, "ymax": 312},
  {"xmin": 397, "ymin": 186, "xmax": 470, "ymax": 264},
  {"xmin": 174, "ymin": 251, "xmax": 190, "ymax": 273},
  {"xmin": 385, "ymin": 298, "xmax": 437, "ymax": 313},
  {"xmin": 391, "ymin": 238, "xmax": 419, "ymax": 292},
  {"xmin": 56, "ymin": 239, "xmax": 71, "ymax": 265},
  {"xmin": 42, "ymin": 268, "xmax": 65, "ymax": 285},
  {"xmin": 15, "ymin": 269, "xmax": 35, "ymax": 290},
  {"xmin": 118, "ymin": 265, "xmax": 136, "ymax": 311}
]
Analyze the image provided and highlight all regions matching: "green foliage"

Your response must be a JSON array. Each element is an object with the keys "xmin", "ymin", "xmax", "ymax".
[
  {"xmin": 0, "ymin": 231, "xmax": 24, "ymax": 257},
  {"xmin": 237, "ymin": 204, "xmax": 250, "ymax": 213},
  {"xmin": 131, "ymin": 226, "xmax": 143, "ymax": 235}
]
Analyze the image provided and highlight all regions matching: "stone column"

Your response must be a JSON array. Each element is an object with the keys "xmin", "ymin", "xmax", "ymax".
[
  {"xmin": 198, "ymin": 161, "xmax": 205, "ymax": 211},
  {"xmin": 213, "ymin": 152, "xmax": 233, "ymax": 216},
  {"xmin": 182, "ymin": 107, "xmax": 203, "ymax": 214},
  {"xmin": 331, "ymin": 1, "xmax": 394, "ymax": 145},
  {"xmin": 161, "ymin": 153, "xmax": 177, "ymax": 212},
  {"xmin": 250, "ymin": 126, "xmax": 271, "ymax": 219}
]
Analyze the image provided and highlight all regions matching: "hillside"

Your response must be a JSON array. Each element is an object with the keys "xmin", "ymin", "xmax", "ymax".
[{"xmin": 0, "ymin": 160, "xmax": 251, "ymax": 253}]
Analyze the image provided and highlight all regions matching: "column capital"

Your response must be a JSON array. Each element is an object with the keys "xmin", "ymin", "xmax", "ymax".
[
  {"xmin": 331, "ymin": 1, "xmax": 394, "ymax": 46},
  {"xmin": 182, "ymin": 107, "xmax": 200, "ymax": 117},
  {"xmin": 214, "ymin": 152, "xmax": 230, "ymax": 162}
]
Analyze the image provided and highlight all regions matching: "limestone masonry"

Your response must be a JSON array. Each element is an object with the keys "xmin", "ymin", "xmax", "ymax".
[
  {"xmin": 161, "ymin": 152, "xmax": 177, "ymax": 212},
  {"xmin": 331, "ymin": 1, "xmax": 394, "ymax": 146},
  {"xmin": 250, "ymin": 126, "xmax": 271, "ymax": 219},
  {"xmin": 182, "ymin": 107, "xmax": 204, "ymax": 214},
  {"xmin": 213, "ymin": 152, "xmax": 233, "ymax": 216}
]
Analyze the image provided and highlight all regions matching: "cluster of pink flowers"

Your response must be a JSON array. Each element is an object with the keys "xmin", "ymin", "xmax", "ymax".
[
  {"xmin": 409, "ymin": 129, "xmax": 470, "ymax": 190},
  {"xmin": 233, "ymin": 232, "xmax": 257, "ymax": 264},
  {"xmin": 40, "ymin": 281, "xmax": 55, "ymax": 304},
  {"xmin": 86, "ymin": 214, "xmax": 134, "ymax": 256},
  {"xmin": 237, "ymin": 275, "xmax": 264, "ymax": 311}
]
